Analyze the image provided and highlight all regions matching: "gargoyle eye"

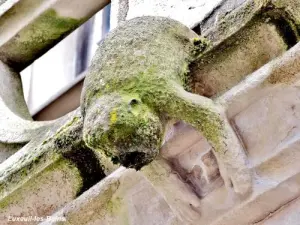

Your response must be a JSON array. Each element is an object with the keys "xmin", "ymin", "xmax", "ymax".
[{"xmin": 129, "ymin": 99, "xmax": 139, "ymax": 107}]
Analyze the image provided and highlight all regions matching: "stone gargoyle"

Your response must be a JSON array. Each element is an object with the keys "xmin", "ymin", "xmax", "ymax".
[{"xmin": 0, "ymin": 16, "xmax": 253, "ymax": 197}]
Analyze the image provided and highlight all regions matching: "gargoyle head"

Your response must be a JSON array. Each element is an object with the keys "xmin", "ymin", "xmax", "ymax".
[{"xmin": 82, "ymin": 93, "xmax": 163, "ymax": 170}]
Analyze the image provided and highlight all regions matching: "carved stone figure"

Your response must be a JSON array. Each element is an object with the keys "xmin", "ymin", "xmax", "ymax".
[
  {"xmin": 0, "ymin": 16, "xmax": 252, "ymax": 201},
  {"xmin": 81, "ymin": 16, "xmax": 251, "ymax": 194},
  {"xmin": 0, "ymin": 16, "xmax": 252, "ymax": 197},
  {"xmin": 2, "ymin": 0, "xmax": 300, "ymax": 223}
]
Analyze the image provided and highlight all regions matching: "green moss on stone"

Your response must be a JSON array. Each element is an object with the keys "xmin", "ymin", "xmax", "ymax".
[
  {"xmin": 81, "ymin": 17, "xmax": 199, "ymax": 112},
  {"xmin": 0, "ymin": 158, "xmax": 82, "ymax": 210},
  {"xmin": 0, "ymin": 113, "xmax": 105, "ymax": 201},
  {"xmin": 83, "ymin": 94, "xmax": 163, "ymax": 170},
  {"xmin": 0, "ymin": 9, "xmax": 84, "ymax": 71},
  {"xmin": 192, "ymin": 37, "xmax": 211, "ymax": 56},
  {"xmin": 106, "ymin": 196, "xmax": 122, "ymax": 214},
  {"xmin": 272, "ymin": 0, "xmax": 300, "ymax": 22},
  {"xmin": 81, "ymin": 17, "xmax": 227, "ymax": 168}
]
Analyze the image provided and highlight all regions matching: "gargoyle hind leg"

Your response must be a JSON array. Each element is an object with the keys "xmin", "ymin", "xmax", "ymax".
[{"xmin": 166, "ymin": 83, "xmax": 252, "ymax": 195}]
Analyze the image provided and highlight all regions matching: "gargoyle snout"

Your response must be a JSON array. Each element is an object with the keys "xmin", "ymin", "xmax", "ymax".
[{"xmin": 83, "ymin": 95, "xmax": 164, "ymax": 170}]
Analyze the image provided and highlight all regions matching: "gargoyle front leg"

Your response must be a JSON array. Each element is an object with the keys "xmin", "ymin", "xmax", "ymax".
[{"xmin": 165, "ymin": 83, "xmax": 252, "ymax": 195}]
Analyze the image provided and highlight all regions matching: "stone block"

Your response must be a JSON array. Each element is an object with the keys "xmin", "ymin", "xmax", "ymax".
[
  {"xmin": 41, "ymin": 168, "xmax": 182, "ymax": 225},
  {"xmin": 0, "ymin": 114, "xmax": 105, "ymax": 224}
]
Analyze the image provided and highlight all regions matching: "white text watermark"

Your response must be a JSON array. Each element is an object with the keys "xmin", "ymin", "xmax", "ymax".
[{"xmin": 7, "ymin": 215, "xmax": 66, "ymax": 222}]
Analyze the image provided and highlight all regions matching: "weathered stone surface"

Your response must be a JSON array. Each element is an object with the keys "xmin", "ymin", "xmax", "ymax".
[
  {"xmin": 191, "ymin": 0, "xmax": 300, "ymax": 98},
  {"xmin": 149, "ymin": 119, "xmax": 300, "ymax": 224},
  {"xmin": 0, "ymin": 0, "xmax": 18, "ymax": 17},
  {"xmin": 161, "ymin": 122, "xmax": 223, "ymax": 198},
  {"xmin": 142, "ymin": 159, "xmax": 202, "ymax": 224},
  {"xmin": 233, "ymin": 86, "xmax": 300, "ymax": 165},
  {"xmin": 82, "ymin": 15, "xmax": 251, "ymax": 195},
  {"xmin": 1, "ymin": 0, "xmax": 300, "ymax": 224},
  {"xmin": 41, "ymin": 168, "xmax": 182, "ymax": 225},
  {"xmin": 199, "ymin": 0, "xmax": 248, "ymax": 34},
  {"xmin": 272, "ymin": 0, "xmax": 300, "ymax": 24},
  {"xmin": 206, "ymin": 168, "xmax": 300, "ymax": 225},
  {"xmin": 0, "ymin": 143, "xmax": 23, "ymax": 164},
  {"xmin": 192, "ymin": 21, "xmax": 287, "ymax": 97},
  {"xmin": 218, "ymin": 40, "xmax": 300, "ymax": 117},
  {"xmin": 0, "ymin": 60, "xmax": 54, "ymax": 161},
  {"xmin": 0, "ymin": 61, "xmax": 30, "ymax": 119},
  {"xmin": 0, "ymin": 111, "xmax": 105, "ymax": 224},
  {"xmin": 0, "ymin": 159, "xmax": 81, "ymax": 225},
  {"xmin": 105, "ymin": 1, "xmax": 300, "ymax": 224},
  {"xmin": 110, "ymin": 0, "xmax": 224, "ymax": 29},
  {"xmin": 111, "ymin": 0, "xmax": 300, "ymax": 99},
  {"xmin": 0, "ymin": 0, "xmax": 110, "ymax": 71},
  {"xmin": 256, "ymin": 197, "xmax": 300, "ymax": 225},
  {"xmin": 200, "ymin": 0, "xmax": 300, "ymax": 45}
]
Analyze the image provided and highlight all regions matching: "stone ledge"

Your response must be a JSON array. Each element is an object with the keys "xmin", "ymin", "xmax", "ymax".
[
  {"xmin": 0, "ymin": 0, "xmax": 110, "ymax": 71},
  {"xmin": 41, "ymin": 167, "xmax": 182, "ymax": 225},
  {"xmin": 0, "ymin": 112, "xmax": 105, "ymax": 224}
]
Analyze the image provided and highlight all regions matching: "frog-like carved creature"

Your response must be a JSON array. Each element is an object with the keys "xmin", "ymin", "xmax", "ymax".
[{"xmin": 81, "ymin": 16, "xmax": 252, "ymax": 195}]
